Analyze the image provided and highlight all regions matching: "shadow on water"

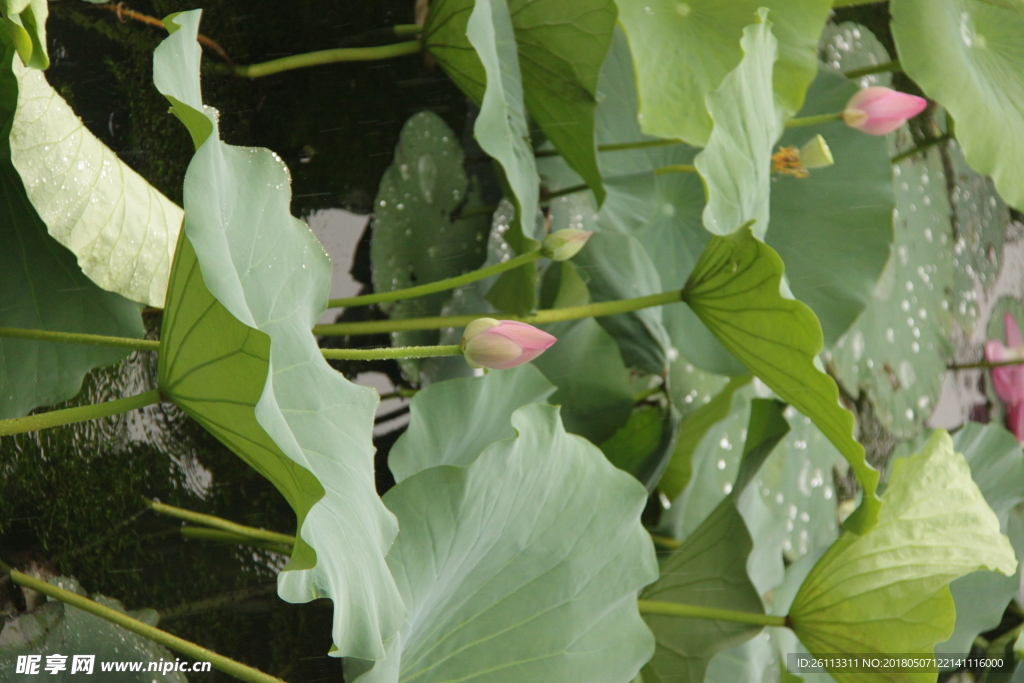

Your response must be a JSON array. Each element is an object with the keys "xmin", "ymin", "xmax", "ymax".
[{"xmin": 1, "ymin": 1, "xmax": 469, "ymax": 680}]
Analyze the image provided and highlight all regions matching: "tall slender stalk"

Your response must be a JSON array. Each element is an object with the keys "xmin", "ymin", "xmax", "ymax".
[
  {"xmin": 233, "ymin": 41, "xmax": 422, "ymax": 78},
  {"xmin": 948, "ymin": 357, "xmax": 1024, "ymax": 371},
  {"xmin": 637, "ymin": 600, "xmax": 788, "ymax": 627},
  {"xmin": 180, "ymin": 527, "xmax": 293, "ymax": 556},
  {"xmin": 146, "ymin": 500, "xmax": 296, "ymax": 546},
  {"xmin": 843, "ymin": 59, "xmax": 902, "ymax": 79},
  {"xmin": 0, "ymin": 327, "xmax": 158, "ymax": 351},
  {"xmin": 0, "ymin": 390, "xmax": 162, "ymax": 437},
  {"xmin": 322, "ymin": 345, "xmax": 462, "ymax": 361},
  {"xmin": 0, "ymin": 560, "xmax": 291, "ymax": 683},
  {"xmin": 786, "ymin": 112, "xmax": 843, "ymax": 128}
]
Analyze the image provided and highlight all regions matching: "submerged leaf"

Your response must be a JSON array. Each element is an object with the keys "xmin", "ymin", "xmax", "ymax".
[
  {"xmin": 789, "ymin": 430, "xmax": 1017, "ymax": 683},
  {"xmin": 346, "ymin": 404, "xmax": 658, "ymax": 683},
  {"xmin": 682, "ymin": 226, "xmax": 880, "ymax": 533},
  {"xmin": 153, "ymin": 12, "xmax": 403, "ymax": 660}
]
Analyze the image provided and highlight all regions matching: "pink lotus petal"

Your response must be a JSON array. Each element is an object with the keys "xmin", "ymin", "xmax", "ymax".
[
  {"xmin": 986, "ymin": 340, "xmax": 1024, "ymax": 406},
  {"xmin": 843, "ymin": 87, "xmax": 927, "ymax": 136},
  {"xmin": 1006, "ymin": 313, "xmax": 1023, "ymax": 348},
  {"xmin": 1007, "ymin": 402, "xmax": 1024, "ymax": 443},
  {"xmin": 490, "ymin": 320, "xmax": 557, "ymax": 352}
]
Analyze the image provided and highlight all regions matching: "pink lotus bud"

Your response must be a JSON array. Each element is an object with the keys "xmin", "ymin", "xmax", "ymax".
[
  {"xmin": 460, "ymin": 318, "xmax": 557, "ymax": 370},
  {"xmin": 542, "ymin": 229, "xmax": 593, "ymax": 261},
  {"xmin": 842, "ymin": 87, "xmax": 927, "ymax": 136},
  {"xmin": 986, "ymin": 313, "xmax": 1024, "ymax": 441}
]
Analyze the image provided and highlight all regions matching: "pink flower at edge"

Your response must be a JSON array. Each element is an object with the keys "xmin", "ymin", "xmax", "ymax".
[
  {"xmin": 985, "ymin": 312, "xmax": 1024, "ymax": 440},
  {"xmin": 842, "ymin": 87, "xmax": 928, "ymax": 136},
  {"xmin": 460, "ymin": 318, "xmax": 557, "ymax": 370}
]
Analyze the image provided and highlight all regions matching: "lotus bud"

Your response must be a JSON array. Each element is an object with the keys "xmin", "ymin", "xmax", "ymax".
[
  {"xmin": 842, "ymin": 87, "xmax": 927, "ymax": 136},
  {"xmin": 460, "ymin": 318, "xmax": 557, "ymax": 370},
  {"xmin": 799, "ymin": 134, "xmax": 834, "ymax": 169},
  {"xmin": 542, "ymin": 229, "xmax": 593, "ymax": 261}
]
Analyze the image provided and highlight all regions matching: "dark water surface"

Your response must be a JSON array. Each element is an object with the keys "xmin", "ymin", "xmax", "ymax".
[{"xmin": 1, "ymin": 2, "xmax": 468, "ymax": 679}]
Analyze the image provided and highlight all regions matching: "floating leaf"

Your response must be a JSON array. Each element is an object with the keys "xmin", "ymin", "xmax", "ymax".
[
  {"xmin": 0, "ymin": 0, "xmax": 47, "ymax": 69},
  {"xmin": 9, "ymin": 56, "xmax": 183, "ymax": 307},
  {"xmin": 346, "ymin": 404, "xmax": 658, "ymax": 683},
  {"xmin": 616, "ymin": 0, "xmax": 832, "ymax": 145},
  {"xmin": 388, "ymin": 363, "xmax": 555, "ymax": 482},
  {"xmin": 695, "ymin": 10, "xmax": 783, "ymax": 239},
  {"xmin": 789, "ymin": 430, "xmax": 1017, "ymax": 683},
  {"xmin": 370, "ymin": 111, "xmax": 489, "ymax": 377},
  {"xmin": 0, "ymin": 576, "xmax": 186, "ymax": 683},
  {"xmin": 642, "ymin": 399, "xmax": 789, "ymax": 683},
  {"xmin": 891, "ymin": 0, "xmax": 1024, "ymax": 211},
  {"xmin": 0, "ymin": 47, "xmax": 143, "ymax": 420},
  {"xmin": 683, "ymin": 226, "xmax": 880, "ymax": 532},
  {"xmin": 153, "ymin": 12, "xmax": 402, "ymax": 660}
]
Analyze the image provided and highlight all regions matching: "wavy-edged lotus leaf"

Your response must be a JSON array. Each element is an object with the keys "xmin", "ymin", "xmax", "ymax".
[
  {"xmin": 937, "ymin": 423, "xmax": 1024, "ymax": 657},
  {"xmin": 345, "ymin": 404, "xmax": 658, "ymax": 683},
  {"xmin": 388, "ymin": 363, "xmax": 555, "ymax": 482},
  {"xmin": 600, "ymin": 402, "xmax": 681, "ymax": 490},
  {"xmin": 0, "ymin": 0, "xmax": 47, "ymax": 69},
  {"xmin": 891, "ymin": 0, "xmax": 1024, "ymax": 211},
  {"xmin": 827, "ymin": 148, "xmax": 953, "ymax": 438},
  {"xmin": 695, "ymin": 10, "xmax": 783, "ymax": 239},
  {"xmin": 0, "ymin": 576, "xmax": 186, "ymax": 682},
  {"xmin": 370, "ymin": 111, "xmax": 489, "ymax": 377},
  {"xmin": 616, "ymin": 0, "xmax": 831, "ymax": 146},
  {"xmin": 789, "ymin": 430, "xmax": 1017, "ymax": 683},
  {"xmin": 152, "ymin": 12, "xmax": 402, "ymax": 660},
  {"xmin": 9, "ymin": 56, "xmax": 183, "ymax": 307},
  {"xmin": 642, "ymin": 399, "xmax": 789, "ymax": 683},
  {"xmin": 424, "ymin": 0, "xmax": 616, "ymax": 203},
  {"xmin": 683, "ymin": 226, "xmax": 880, "ymax": 533},
  {"xmin": 767, "ymin": 68, "xmax": 893, "ymax": 347},
  {"xmin": 0, "ymin": 46, "xmax": 143, "ymax": 420},
  {"xmin": 705, "ymin": 635, "xmax": 777, "ymax": 683}
]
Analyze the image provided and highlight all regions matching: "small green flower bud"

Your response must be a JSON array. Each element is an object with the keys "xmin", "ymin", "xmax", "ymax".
[
  {"xmin": 542, "ymin": 229, "xmax": 593, "ymax": 262},
  {"xmin": 799, "ymin": 134, "xmax": 834, "ymax": 170}
]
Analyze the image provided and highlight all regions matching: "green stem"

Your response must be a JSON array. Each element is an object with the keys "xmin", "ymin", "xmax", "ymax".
[
  {"xmin": 542, "ymin": 183, "xmax": 590, "ymax": 201},
  {"xmin": 786, "ymin": 112, "xmax": 843, "ymax": 128},
  {"xmin": 654, "ymin": 164, "xmax": 697, "ymax": 176},
  {"xmin": 233, "ymin": 40, "xmax": 422, "ymax": 78},
  {"xmin": 313, "ymin": 290, "xmax": 683, "ymax": 337},
  {"xmin": 648, "ymin": 533, "xmax": 682, "ymax": 550},
  {"xmin": 634, "ymin": 386, "xmax": 665, "ymax": 403},
  {"xmin": 637, "ymin": 600, "xmax": 787, "ymax": 627},
  {"xmin": 0, "ymin": 562, "xmax": 290, "ymax": 683},
  {"xmin": 892, "ymin": 134, "xmax": 952, "ymax": 164},
  {"xmin": 379, "ymin": 388, "xmax": 419, "ymax": 401},
  {"xmin": 843, "ymin": 59, "xmax": 902, "ymax": 80},
  {"xmin": 327, "ymin": 251, "xmax": 542, "ymax": 308},
  {"xmin": 321, "ymin": 345, "xmax": 462, "ymax": 361},
  {"xmin": 146, "ymin": 500, "xmax": 296, "ymax": 546},
  {"xmin": 0, "ymin": 326, "xmax": 158, "ymax": 351},
  {"xmin": 535, "ymin": 138, "xmax": 683, "ymax": 159},
  {"xmin": 948, "ymin": 357, "xmax": 1024, "ymax": 371},
  {"xmin": 181, "ymin": 527, "xmax": 293, "ymax": 556},
  {"xmin": 0, "ymin": 390, "xmax": 161, "ymax": 437},
  {"xmin": 392, "ymin": 24, "xmax": 424, "ymax": 37}
]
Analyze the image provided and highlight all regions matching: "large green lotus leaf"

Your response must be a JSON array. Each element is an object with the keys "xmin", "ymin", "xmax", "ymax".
[
  {"xmin": 153, "ymin": 12, "xmax": 402, "ymax": 660},
  {"xmin": 819, "ymin": 22, "xmax": 893, "ymax": 87},
  {"xmin": 0, "ymin": 47, "xmax": 143, "ymax": 420},
  {"xmin": 345, "ymin": 404, "xmax": 658, "ymax": 683},
  {"xmin": 683, "ymin": 226, "xmax": 880, "ymax": 533},
  {"xmin": 424, "ymin": 0, "xmax": 616, "ymax": 203},
  {"xmin": 0, "ymin": 576, "xmax": 186, "ymax": 683},
  {"xmin": 642, "ymin": 398, "xmax": 789, "ymax": 683},
  {"xmin": 9, "ymin": 56, "xmax": 183, "ymax": 307},
  {"xmin": 0, "ymin": 0, "xmax": 47, "ymax": 69},
  {"xmin": 388, "ymin": 363, "xmax": 555, "ymax": 482},
  {"xmin": 695, "ymin": 11, "xmax": 783, "ymax": 239},
  {"xmin": 826, "ymin": 149, "xmax": 953, "ymax": 438},
  {"xmin": 616, "ymin": 0, "xmax": 832, "ymax": 146},
  {"xmin": 789, "ymin": 430, "xmax": 1017, "ymax": 683},
  {"xmin": 766, "ymin": 68, "xmax": 894, "ymax": 346},
  {"xmin": 370, "ymin": 111, "xmax": 489, "ymax": 376},
  {"xmin": 937, "ymin": 423, "xmax": 1024, "ymax": 657},
  {"xmin": 705, "ymin": 635, "xmax": 776, "ymax": 683},
  {"xmin": 891, "ymin": 0, "xmax": 1024, "ymax": 212},
  {"xmin": 600, "ymin": 402, "xmax": 681, "ymax": 490},
  {"xmin": 573, "ymin": 230, "xmax": 670, "ymax": 373},
  {"xmin": 667, "ymin": 353, "xmax": 733, "ymax": 421}
]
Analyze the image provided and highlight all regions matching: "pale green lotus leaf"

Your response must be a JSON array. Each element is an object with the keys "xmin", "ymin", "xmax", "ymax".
[
  {"xmin": 0, "ymin": 0, "xmax": 46, "ymax": 69},
  {"xmin": 0, "ymin": 576, "xmax": 185, "ymax": 683},
  {"xmin": 695, "ymin": 10, "xmax": 784, "ymax": 239},
  {"xmin": 891, "ymin": 0, "xmax": 1024, "ymax": 211},
  {"xmin": 8, "ymin": 57, "xmax": 182, "ymax": 307},
  {"xmin": 616, "ymin": 0, "xmax": 832, "ymax": 145},
  {"xmin": 153, "ymin": 11, "xmax": 403, "ymax": 660},
  {"xmin": 600, "ymin": 402, "xmax": 681, "ymax": 490},
  {"xmin": 388, "ymin": 363, "xmax": 555, "ymax": 482},
  {"xmin": 642, "ymin": 399, "xmax": 789, "ymax": 683},
  {"xmin": 789, "ymin": 430, "xmax": 1017, "ymax": 683},
  {"xmin": 0, "ymin": 46, "xmax": 143, "ymax": 420},
  {"xmin": 683, "ymin": 226, "xmax": 881, "ymax": 533},
  {"xmin": 345, "ymin": 404, "xmax": 658, "ymax": 683}
]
